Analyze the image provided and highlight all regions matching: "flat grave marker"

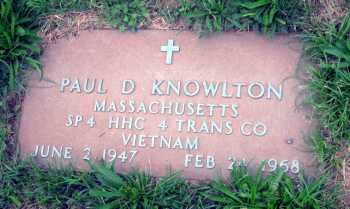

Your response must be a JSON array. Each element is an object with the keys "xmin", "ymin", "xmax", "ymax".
[{"xmin": 19, "ymin": 30, "xmax": 314, "ymax": 179}]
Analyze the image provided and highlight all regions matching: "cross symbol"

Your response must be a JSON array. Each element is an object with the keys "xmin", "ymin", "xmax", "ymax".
[{"xmin": 160, "ymin": 39, "xmax": 180, "ymax": 65}]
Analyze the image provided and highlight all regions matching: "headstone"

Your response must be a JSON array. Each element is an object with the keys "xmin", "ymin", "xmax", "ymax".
[{"xmin": 19, "ymin": 30, "xmax": 314, "ymax": 179}]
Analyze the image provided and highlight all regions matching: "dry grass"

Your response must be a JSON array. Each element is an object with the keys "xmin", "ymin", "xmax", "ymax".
[
  {"xmin": 38, "ymin": 1, "xmax": 350, "ymax": 45},
  {"xmin": 39, "ymin": 9, "xmax": 186, "ymax": 48},
  {"xmin": 38, "ymin": 10, "xmax": 104, "ymax": 47},
  {"xmin": 333, "ymin": 143, "xmax": 350, "ymax": 207},
  {"xmin": 146, "ymin": 0, "xmax": 186, "ymax": 30},
  {"xmin": 147, "ymin": 16, "xmax": 186, "ymax": 30},
  {"xmin": 309, "ymin": 0, "xmax": 349, "ymax": 24}
]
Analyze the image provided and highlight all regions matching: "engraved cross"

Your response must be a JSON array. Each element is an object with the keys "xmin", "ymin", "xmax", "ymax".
[{"xmin": 160, "ymin": 39, "xmax": 180, "ymax": 65}]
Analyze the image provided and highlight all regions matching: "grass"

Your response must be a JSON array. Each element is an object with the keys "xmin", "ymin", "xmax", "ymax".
[
  {"xmin": 0, "ymin": 160, "xmax": 341, "ymax": 208},
  {"xmin": 87, "ymin": 162, "xmax": 194, "ymax": 209},
  {"xmin": 150, "ymin": 0, "xmax": 181, "ymax": 25},
  {"xmin": 309, "ymin": 67, "xmax": 350, "ymax": 143},
  {"xmin": 0, "ymin": 0, "xmax": 349, "ymax": 208},
  {"xmin": 234, "ymin": 0, "xmax": 307, "ymax": 35},
  {"xmin": 0, "ymin": 159, "xmax": 91, "ymax": 208},
  {"xmin": 177, "ymin": 0, "xmax": 309, "ymax": 36},
  {"xmin": 203, "ymin": 165, "xmax": 339, "ymax": 208},
  {"xmin": 179, "ymin": 0, "xmax": 244, "ymax": 35},
  {"xmin": 25, "ymin": 0, "xmax": 94, "ymax": 15},
  {"xmin": 0, "ymin": 0, "xmax": 42, "ymax": 90},
  {"xmin": 302, "ymin": 4, "xmax": 350, "ymax": 174},
  {"xmin": 101, "ymin": 0, "xmax": 149, "ymax": 31}
]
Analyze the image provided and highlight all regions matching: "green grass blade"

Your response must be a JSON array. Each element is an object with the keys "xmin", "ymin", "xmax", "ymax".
[
  {"xmin": 211, "ymin": 181, "xmax": 243, "ymax": 203},
  {"xmin": 240, "ymin": 0, "xmax": 269, "ymax": 9},
  {"xmin": 338, "ymin": 11, "xmax": 350, "ymax": 39}
]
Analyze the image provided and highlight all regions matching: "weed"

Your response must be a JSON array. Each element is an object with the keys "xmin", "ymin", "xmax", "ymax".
[
  {"xmin": 153, "ymin": 0, "xmax": 181, "ymax": 24},
  {"xmin": 86, "ymin": 161, "xmax": 193, "ymax": 209},
  {"xmin": 309, "ymin": 66, "xmax": 350, "ymax": 142},
  {"xmin": 178, "ymin": 0, "xmax": 307, "ymax": 36},
  {"xmin": 0, "ymin": 119, "xmax": 9, "ymax": 164},
  {"xmin": 28, "ymin": 163, "xmax": 92, "ymax": 208},
  {"xmin": 0, "ymin": 160, "xmax": 27, "ymax": 208},
  {"xmin": 0, "ymin": 0, "xmax": 42, "ymax": 90},
  {"xmin": 236, "ymin": 0, "xmax": 306, "ymax": 36},
  {"xmin": 102, "ymin": 0, "xmax": 149, "ymax": 31},
  {"xmin": 304, "ymin": 11, "xmax": 350, "ymax": 145},
  {"xmin": 0, "ymin": 159, "xmax": 93, "ymax": 208},
  {"xmin": 304, "ymin": 11, "xmax": 350, "ymax": 65},
  {"xmin": 0, "ymin": 125, "xmax": 8, "ymax": 181},
  {"xmin": 25, "ymin": 0, "xmax": 93, "ymax": 15},
  {"xmin": 202, "ymin": 164, "xmax": 340, "ymax": 208},
  {"xmin": 319, "ymin": 12, "xmax": 350, "ymax": 69},
  {"xmin": 179, "ymin": 0, "xmax": 244, "ymax": 35},
  {"xmin": 311, "ymin": 131, "xmax": 344, "ymax": 172}
]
